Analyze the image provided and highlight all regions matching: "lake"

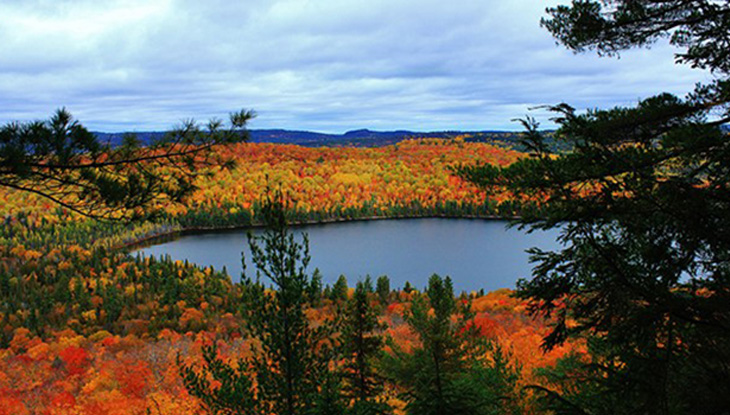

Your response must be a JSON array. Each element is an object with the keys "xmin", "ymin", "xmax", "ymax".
[{"xmin": 135, "ymin": 218, "xmax": 562, "ymax": 293}]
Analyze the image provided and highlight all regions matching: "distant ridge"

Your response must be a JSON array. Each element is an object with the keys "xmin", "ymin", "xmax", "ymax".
[{"xmin": 93, "ymin": 128, "xmax": 526, "ymax": 148}]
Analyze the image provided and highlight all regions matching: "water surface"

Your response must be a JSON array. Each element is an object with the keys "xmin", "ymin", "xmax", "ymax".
[{"xmin": 135, "ymin": 218, "xmax": 561, "ymax": 293}]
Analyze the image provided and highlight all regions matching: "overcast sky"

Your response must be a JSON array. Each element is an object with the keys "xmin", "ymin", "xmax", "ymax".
[{"xmin": 0, "ymin": 0, "xmax": 711, "ymax": 132}]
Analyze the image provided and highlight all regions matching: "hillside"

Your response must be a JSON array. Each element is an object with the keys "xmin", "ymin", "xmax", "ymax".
[{"xmin": 93, "ymin": 128, "xmax": 527, "ymax": 148}]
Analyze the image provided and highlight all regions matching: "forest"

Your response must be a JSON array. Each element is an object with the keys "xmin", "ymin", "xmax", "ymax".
[
  {"xmin": 1, "ymin": 0, "xmax": 729, "ymax": 414},
  {"xmin": 0, "ymin": 137, "xmax": 573, "ymax": 413}
]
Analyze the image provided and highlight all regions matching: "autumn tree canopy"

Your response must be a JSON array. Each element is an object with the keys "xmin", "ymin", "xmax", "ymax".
[{"xmin": 0, "ymin": 108, "xmax": 254, "ymax": 220}]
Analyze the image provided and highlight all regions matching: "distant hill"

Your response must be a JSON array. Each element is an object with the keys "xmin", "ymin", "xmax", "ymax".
[
  {"xmin": 81, "ymin": 123, "xmax": 730, "ymax": 152},
  {"xmin": 93, "ymin": 128, "xmax": 531, "ymax": 148}
]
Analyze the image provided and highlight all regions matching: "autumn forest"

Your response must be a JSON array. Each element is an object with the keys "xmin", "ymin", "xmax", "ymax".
[{"xmin": 2, "ymin": 0, "xmax": 730, "ymax": 414}]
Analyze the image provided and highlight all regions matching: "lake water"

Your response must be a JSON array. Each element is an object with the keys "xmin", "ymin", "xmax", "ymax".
[{"xmin": 135, "ymin": 218, "xmax": 562, "ymax": 293}]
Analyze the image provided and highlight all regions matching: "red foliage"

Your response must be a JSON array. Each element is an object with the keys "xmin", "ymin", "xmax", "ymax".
[
  {"xmin": 50, "ymin": 391, "xmax": 76, "ymax": 409},
  {"xmin": 118, "ymin": 361, "xmax": 153, "ymax": 398},
  {"xmin": 58, "ymin": 345, "xmax": 89, "ymax": 375}
]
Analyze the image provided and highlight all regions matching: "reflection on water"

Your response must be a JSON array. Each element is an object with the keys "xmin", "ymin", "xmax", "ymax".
[{"xmin": 135, "ymin": 218, "xmax": 561, "ymax": 293}]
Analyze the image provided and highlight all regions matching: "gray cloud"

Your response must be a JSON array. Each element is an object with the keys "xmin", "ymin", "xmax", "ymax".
[{"xmin": 0, "ymin": 0, "xmax": 711, "ymax": 132}]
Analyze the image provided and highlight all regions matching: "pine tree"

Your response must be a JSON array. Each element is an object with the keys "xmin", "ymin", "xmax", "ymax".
[
  {"xmin": 180, "ymin": 194, "xmax": 338, "ymax": 415},
  {"xmin": 331, "ymin": 275, "xmax": 349, "ymax": 302},
  {"xmin": 242, "ymin": 194, "xmax": 337, "ymax": 415},
  {"xmin": 383, "ymin": 274, "xmax": 519, "ymax": 415},
  {"xmin": 340, "ymin": 281, "xmax": 391, "ymax": 415},
  {"xmin": 376, "ymin": 276, "xmax": 390, "ymax": 305},
  {"xmin": 307, "ymin": 268, "xmax": 324, "ymax": 307},
  {"xmin": 459, "ymin": 1, "xmax": 730, "ymax": 413},
  {"xmin": 0, "ymin": 108, "xmax": 253, "ymax": 220},
  {"xmin": 178, "ymin": 344, "xmax": 259, "ymax": 415}
]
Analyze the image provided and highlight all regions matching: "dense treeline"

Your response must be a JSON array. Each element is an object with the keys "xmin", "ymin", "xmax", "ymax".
[
  {"xmin": 177, "ymin": 198, "xmax": 531, "ymax": 415},
  {"xmin": 0, "ymin": 139, "xmax": 536, "ymax": 348},
  {"xmin": 0, "ymin": 138, "xmax": 536, "ymax": 345},
  {"xmin": 0, "ymin": 204, "xmax": 577, "ymax": 413},
  {"xmin": 0, "ymin": 139, "xmax": 571, "ymax": 413}
]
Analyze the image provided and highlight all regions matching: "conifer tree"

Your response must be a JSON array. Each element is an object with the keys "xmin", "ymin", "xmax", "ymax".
[
  {"xmin": 331, "ymin": 275, "xmax": 349, "ymax": 302},
  {"xmin": 383, "ymin": 274, "xmax": 519, "ymax": 415},
  {"xmin": 178, "ymin": 344, "xmax": 259, "ymax": 415},
  {"xmin": 341, "ymin": 281, "xmax": 391, "ymax": 415},
  {"xmin": 307, "ymin": 268, "xmax": 324, "ymax": 307},
  {"xmin": 241, "ymin": 194, "xmax": 337, "ymax": 415},
  {"xmin": 180, "ymin": 194, "xmax": 338, "ymax": 415},
  {"xmin": 0, "ymin": 108, "xmax": 254, "ymax": 220},
  {"xmin": 459, "ymin": 1, "xmax": 730, "ymax": 413},
  {"xmin": 376, "ymin": 276, "xmax": 390, "ymax": 305}
]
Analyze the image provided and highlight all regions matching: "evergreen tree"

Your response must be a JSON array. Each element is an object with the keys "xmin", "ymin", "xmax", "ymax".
[
  {"xmin": 362, "ymin": 275, "xmax": 374, "ymax": 294},
  {"xmin": 331, "ymin": 275, "xmax": 349, "ymax": 302},
  {"xmin": 242, "ymin": 194, "xmax": 337, "ymax": 415},
  {"xmin": 383, "ymin": 275, "xmax": 519, "ymax": 415},
  {"xmin": 304, "ymin": 370, "xmax": 348, "ymax": 415},
  {"xmin": 178, "ymin": 344, "xmax": 259, "ymax": 415},
  {"xmin": 459, "ymin": 1, "xmax": 730, "ymax": 413},
  {"xmin": 308, "ymin": 268, "xmax": 324, "ymax": 307},
  {"xmin": 376, "ymin": 275, "xmax": 390, "ymax": 305},
  {"xmin": 181, "ymin": 194, "xmax": 337, "ymax": 414},
  {"xmin": 340, "ymin": 281, "xmax": 391, "ymax": 415},
  {"xmin": 0, "ymin": 108, "xmax": 254, "ymax": 220}
]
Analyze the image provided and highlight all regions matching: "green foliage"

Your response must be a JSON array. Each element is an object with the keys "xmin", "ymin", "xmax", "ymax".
[
  {"xmin": 303, "ymin": 370, "xmax": 348, "ymax": 415},
  {"xmin": 376, "ymin": 276, "xmax": 390, "ymax": 305},
  {"xmin": 459, "ymin": 1, "xmax": 730, "ymax": 413},
  {"xmin": 307, "ymin": 268, "xmax": 324, "ymax": 307},
  {"xmin": 239, "ymin": 194, "xmax": 338, "ymax": 415},
  {"xmin": 361, "ymin": 275, "xmax": 374, "ymax": 294},
  {"xmin": 331, "ymin": 275, "xmax": 349, "ymax": 302},
  {"xmin": 178, "ymin": 344, "xmax": 259, "ymax": 415},
  {"xmin": 542, "ymin": 0, "xmax": 730, "ymax": 73},
  {"xmin": 179, "ymin": 195, "xmax": 345, "ymax": 415},
  {"xmin": 340, "ymin": 281, "xmax": 391, "ymax": 414},
  {"xmin": 0, "ymin": 108, "xmax": 254, "ymax": 220},
  {"xmin": 383, "ymin": 275, "xmax": 519, "ymax": 415}
]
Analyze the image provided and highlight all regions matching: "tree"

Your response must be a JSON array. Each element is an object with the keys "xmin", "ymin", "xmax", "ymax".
[
  {"xmin": 0, "ymin": 108, "xmax": 254, "ymax": 220},
  {"xmin": 181, "ymin": 194, "xmax": 338, "ymax": 414},
  {"xmin": 307, "ymin": 268, "xmax": 324, "ymax": 307},
  {"xmin": 331, "ymin": 275, "xmax": 349, "ymax": 302},
  {"xmin": 383, "ymin": 275, "xmax": 519, "ymax": 415},
  {"xmin": 178, "ymin": 344, "xmax": 259, "ymax": 415},
  {"xmin": 376, "ymin": 275, "xmax": 390, "ymax": 305},
  {"xmin": 242, "ymin": 194, "xmax": 338, "ymax": 415},
  {"xmin": 542, "ymin": 0, "xmax": 730, "ymax": 73},
  {"xmin": 340, "ymin": 281, "xmax": 391, "ymax": 415},
  {"xmin": 458, "ymin": 1, "xmax": 730, "ymax": 413}
]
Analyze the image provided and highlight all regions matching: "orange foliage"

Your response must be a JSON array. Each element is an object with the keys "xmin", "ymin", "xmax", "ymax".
[
  {"xmin": 164, "ymin": 140, "xmax": 523, "ymax": 218},
  {"xmin": 0, "ymin": 289, "xmax": 582, "ymax": 414}
]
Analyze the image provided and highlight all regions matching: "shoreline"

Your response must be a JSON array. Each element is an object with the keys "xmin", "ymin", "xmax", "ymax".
[{"xmin": 123, "ymin": 213, "xmax": 520, "ymax": 251}]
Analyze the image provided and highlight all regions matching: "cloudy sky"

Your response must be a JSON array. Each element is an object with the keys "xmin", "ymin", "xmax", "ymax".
[{"xmin": 0, "ymin": 0, "xmax": 711, "ymax": 132}]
